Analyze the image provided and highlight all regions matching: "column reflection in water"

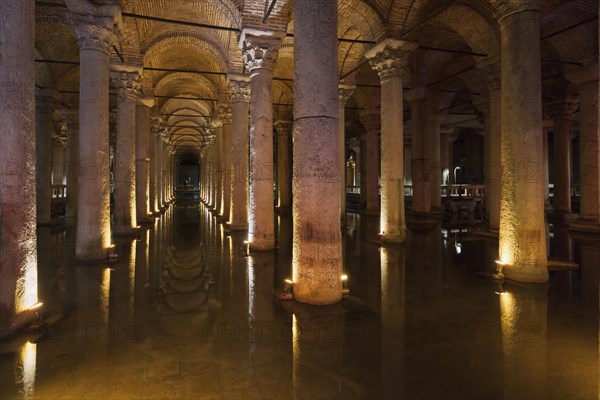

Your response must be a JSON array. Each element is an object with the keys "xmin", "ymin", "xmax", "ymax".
[
  {"xmin": 292, "ymin": 303, "xmax": 345, "ymax": 399},
  {"xmin": 108, "ymin": 239, "xmax": 136, "ymax": 348},
  {"xmin": 276, "ymin": 214, "xmax": 293, "ymax": 293},
  {"xmin": 133, "ymin": 228, "xmax": 151, "ymax": 341},
  {"xmin": 16, "ymin": 341, "xmax": 37, "ymax": 400},
  {"xmin": 380, "ymin": 246, "xmax": 406, "ymax": 397},
  {"xmin": 499, "ymin": 284, "xmax": 548, "ymax": 399},
  {"xmin": 551, "ymin": 223, "xmax": 573, "ymax": 296}
]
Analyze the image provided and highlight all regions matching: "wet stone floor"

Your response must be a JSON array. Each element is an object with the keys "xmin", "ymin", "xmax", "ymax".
[{"xmin": 1, "ymin": 203, "xmax": 599, "ymax": 399}]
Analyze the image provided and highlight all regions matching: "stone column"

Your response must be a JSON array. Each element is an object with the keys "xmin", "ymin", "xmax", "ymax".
[
  {"xmin": 550, "ymin": 96, "xmax": 579, "ymax": 218},
  {"xmin": 228, "ymin": 75, "xmax": 251, "ymax": 231},
  {"xmin": 73, "ymin": 11, "xmax": 120, "ymax": 261},
  {"xmin": 293, "ymin": 0, "xmax": 342, "ymax": 304},
  {"xmin": 542, "ymin": 117, "xmax": 552, "ymax": 210},
  {"xmin": 427, "ymin": 95, "xmax": 442, "ymax": 212},
  {"xmin": 242, "ymin": 30, "xmax": 283, "ymax": 252},
  {"xmin": 36, "ymin": 88, "xmax": 57, "ymax": 225},
  {"xmin": 338, "ymin": 84, "xmax": 355, "ymax": 223},
  {"xmin": 63, "ymin": 110, "xmax": 79, "ymax": 219},
  {"xmin": 408, "ymin": 87, "xmax": 431, "ymax": 215},
  {"xmin": 161, "ymin": 138, "xmax": 169, "ymax": 207},
  {"xmin": 440, "ymin": 127, "xmax": 457, "ymax": 186},
  {"xmin": 157, "ymin": 132, "xmax": 165, "ymax": 211},
  {"xmin": 149, "ymin": 119, "xmax": 161, "ymax": 214},
  {"xmin": 493, "ymin": 0, "xmax": 547, "ymax": 282},
  {"xmin": 52, "ymin": 135, "xmax": 67, "ymax": 186},
  {"xmin": 359, "ymin": 113, "xmax": 381, "ymax": 216},
  {"xmin": 477, "ymin": 60, "xmax": 501, "ymax": 230},
  {"xmin": 274, "ymin": 120, "xmax": 293, "ymax": 213},
  {"xmin": 136, "ymin": 96, "xmax": 154, "ymax": 222},
  {"xmin": 111, "ymin": 67, "xmax": 141, "ymax": 235},
  {"xmin": 211, "ymin": 119, "xmax": 223, "ymax": 212},
  {"xmin": 0, "ymin": 0, "xmax": 39, "ymax": 331},
  {"xmin": 219, "ymin": 106, "xmax": 233, "ymax": 220},
  {"xmin": 566, "ymin": 64, "xmax": 599, "ymax": 229},
  {"xmin": 365, "ymin": 40, "xmax": 415, "ymax": 241}
]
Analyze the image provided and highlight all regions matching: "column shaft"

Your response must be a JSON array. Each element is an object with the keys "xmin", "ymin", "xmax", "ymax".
[
  {"xmin": 36, "ymin": 93, "xmax": 55, "ymax": 225},
  {"xmin": 220, "ymin": 110, "xmax": 233, "ymax": 220},
  {"xmin": 275, "ymin": 121, "xmax": 292, "ymax": 213},
  {"xmin": 293, "ymin": 0, "xmax": 342, "ymax": 304},
  {"xmin": 136, "ymin": 102, "xmax": 152, "ymax": 221},
  {"xmin": 410, "ymin": 92, "xmax": 431, "ymax": 214},
  {"xmin": 497, "ymin": 6, "xmax": 548, "ymax": 282}
]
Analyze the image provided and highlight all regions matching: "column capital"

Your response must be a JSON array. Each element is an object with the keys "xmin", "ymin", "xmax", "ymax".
[
  {"xmin": 359, "ymin": 112, "xmax": 380, "ymax": 133},
  {"xmin": 339, "ymin": 84, "xmax": 356, "ymax": 105},
  {"xmin": 138, "ymin": 95, "xmax": 155, "ymax": 108},
  {"xmin": 36, "ymin": 86, "xmax": 58, "ymax": 111},
  {"xmin": 365, "ymin": 39, "xmax": 417, "ymax": 79},
  {"xmin": 565, "ymin": 62, "xmax": 599, "ymax": 85},
  {"xmin": 53, "ymin": 135, "xmax": 68, "ymax": 148},
  {"xmin": 549, "ymin": 95, "xmax": 580, "ymax": 120},
  {"xmin": 274, "ymin": 120, "xmax": 293, "ymax": 137},
  {"xmin": 240, "ymin": 29, "xmax": 285, "ymax": 72},
  {"xmin": 70, "ymin": 1, "xmax": 122, "ymax": 53},
  {"xmin": 210, "ymin": 118, "xmax": 223, "ymax": 129},
  {"xmin": 110, "ymin": 67, "xmax": 142, "ymax": 102},
  {"xmin": 405, "ymin": 86, "xmax": 428, "ymax": 103},
  {"xmin": 228, "ymin": 74, "xmax": 252, "ymax": 103},
  {"xmin": 490, "ymin": 0, "xmax": 541, "ymax": 21},
  {"xmin": 219, "ymin": 105, "xmax": 233, "ymax": 125}
]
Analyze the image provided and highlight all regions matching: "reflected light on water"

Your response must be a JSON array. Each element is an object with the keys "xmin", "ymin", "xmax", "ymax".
[{"xmin": 18, "ymin": 341, "xmax": 37, "ymax": 400}]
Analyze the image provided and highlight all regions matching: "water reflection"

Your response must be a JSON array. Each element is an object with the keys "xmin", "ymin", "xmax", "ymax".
[{"xmin": 1, "ymin": 206, "xmax": 598, "ymax": 399}]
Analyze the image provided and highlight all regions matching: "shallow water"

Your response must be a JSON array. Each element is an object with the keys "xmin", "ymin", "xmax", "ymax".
[{"xmin": 1, "ymin": 203, "xmax": 598, "ymax": 399}]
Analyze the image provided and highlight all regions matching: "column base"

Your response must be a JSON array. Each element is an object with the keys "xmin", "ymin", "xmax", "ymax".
[
  {"xmin": 227, "ymin": 223, "xmax": 248, "ymax": 232},
  {"xmin": 379, "ymin": 232, "xmax": 407, "ymax": 245},
  {"xmin": 113, "ymin": 226, "xmax": 141, "ymax": 236},
  {"xmin": 248, "ymin": 240, "xmax": 275, "ymax": 252},
  {"xmin": 504, "ymin": 264, "xmax": 549, "ymax": 283},
  {"xmin": 0, "ymin": 307, "xmax": 44, "ymax": 339}
]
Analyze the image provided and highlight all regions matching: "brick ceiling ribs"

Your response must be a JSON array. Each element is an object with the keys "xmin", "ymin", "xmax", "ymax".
[{"xmin": 34, "ymin": 0, "xmax": 598, "ymax": 151}]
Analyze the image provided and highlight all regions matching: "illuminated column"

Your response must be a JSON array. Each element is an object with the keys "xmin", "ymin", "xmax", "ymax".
[
  {"xmin": 550, "ymin": 97, "xmax": 578, "ymax": 217},
  {"xmin": 274, "ymin": 120, "xmax": 293, "ymax": 213},
  {"xmin": 427, "ymin": 95, "xmax": 442, "ymax": 212},
  {"xmin": 366, "ymin": 40, "xmax": 415, "ymax": 239},
  {"xmin": 63, "ymin": 110, "xmax": 79, "ymax": 219},
  {"xmin": 542, "ymin": 117, "xmax": 552, "ymax": 209},
  {"xmin": 74, "ymin": 10, "xmax": 120, "ymax": 261},
  {"xmin": 228, "ymin": 75, "xmax": 250, "ymax": 231},
  {"xmin": 219, "ymin": 106, "xmax": 233, "ymax": 220},
  {"xmin": 161, "ymin": 139, "xmax": 169, "ymax": 207},
  {"xmin": 136, "ymin": 96, "xmax": 154, "ymax": 222},
  {"xmin": 359, "ymin": 113, "xmax": 380, "ymax": 216},
  {"xmin": 52, "ymin": 135, "xmax": 67, "ymax": 186},
  {"xmin": 0, "ymin": 0, "xmax": 39, "ymax": 332},
  {"xmin": 36, "ymin": 88, "xmax": 57, "ymax": 225},
  {"xmin": 211, "ymin": 119, "xmax": 223, "ymax": 212},
  {"xmin": 440, "ymin": 127, "xmax": 457, "ymax": 186},
  {"xmin": 111, "ymin": 67, "xmax": 141, "ymax": 235},
  {"xmin": 477, "ymin": 60, "xmax": 501, "ymax": 230},
  {"xmin": 494, "ymin": 0, "xmax": 547, "ymax": 281},
  {"xmin": 149, "ymin": 119, "xmax": 161, "ymax": 214},
  {"xmin": 338, "ymin": 84, "xmax": 355, "ymax": 222},
  {"xmin": 293, "ymin": 0, "xmax": 342, "ymax": 304},
  {"xmin": 566, "ymin": 64, "xmax": 599, "ymax": 229},
  {"xmin": 156, "ymin": 130, "xmax": 165, "ymax": 211},
  {"xmin": 242, "ymin": 30, "xmax": 283, "ymax": 252},
  {"xmin": 408, "ymin": 87, "xmax": 430, "ymax": 214}
]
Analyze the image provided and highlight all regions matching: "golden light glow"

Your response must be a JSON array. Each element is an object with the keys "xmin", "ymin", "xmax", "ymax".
[
  {"xmin": 27, "ymin": 302, "xmax": 43, "ymax": 311},
  {"xmin": 18, "ymin": 341, "xmax": 37, "ymax": 400},
  {"xmin": 16, "ymin": 249, "xmax": 38, "ymax": 313},
  {"xmin": 341, "ymin": 274, "xmax": 348, "ymax": 281}
]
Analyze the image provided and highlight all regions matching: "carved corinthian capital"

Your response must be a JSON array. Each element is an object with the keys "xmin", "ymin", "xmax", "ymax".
[
  {"xmin": 490, "ymin": 0, "xmax": 541, "ymax": 21},
  {"xmin": 228, "ymin": 74, "xmax": 251, "ymax": 103},
  {"xmin": 240, "ymin": 29, "xmax": 285, "ymax": 72},
  {"xmin": 365, "ymin": 39, "xmax": 417, "ymax": 79},
  {"xmin": 111, "ymin": 68, "xmax": 142, "ymax": 102}
]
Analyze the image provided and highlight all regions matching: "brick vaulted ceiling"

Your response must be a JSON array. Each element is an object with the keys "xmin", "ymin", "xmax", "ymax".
[{"xmin": 34, "ymin": 0, "xmax": 598, "ymax": 152}]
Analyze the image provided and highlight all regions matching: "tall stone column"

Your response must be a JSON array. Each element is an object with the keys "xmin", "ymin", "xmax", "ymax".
[
  {"xmin": 427, "ymin": 95, "xmax": 442, "ymax": 212},
  {"xmin": 359, "ymin": 113, "xmax": 380, "ymax": 216},
  {"xmin": 242, "ymin": 30, "xmax": 283, "ymax": 252},
  {"xmin": 338, "ymin": 84, "xmax": 355, "ymax": 223},
  {"xmin": 157, "ymin": 132, "xmax": 165, "ymax": 211},
  {"xmin": 74, "ymin": 11, "xmax": 120, "ymax": 261},
  {"xmin": 227, "ymin": 75, "xmax": 251, "ymax": 231},
  {"xmin": 566, "ymin": 64, "xmax": 599, "ymax": 230},
  {"xmin": 550, "ymin": 96, "xmax": 578, "ymax": 217},
  {"xmin": 542, "ymin": 117, "xmax": 552, "ymax": 210},
  {"xmin": 36, "ymin": 88, "xmax": 57, "ymax": 225},
  {"xmin": 274, "ymin": 120, "xmax": 293, "ymax": 213},
  {"xmin": 219, "ymin": 106, "xmax": 233, "ymax": 220},
  {"xmin": 0, "ymin": 0, "xmax": 39, "ymax": 331},
  {"xmin": 111, "ymin": 67, "xmax": 141, "ymax": 235},
  {"xmin": 477, "ymin": 60, "xmax": 501, "ymax": 230},
  {"xmin": 161, "ymin": 139, "xmax": 169, "ymax": 207},
  {"xmin": 408, "ymin": 87, "xmax": 431, "ymax": 215},
  {"xmin": 52, "ymin": 135, "xmax": 67, "ymax": 186},
  {"xmin": 211, "ymin": 119, "xmax": 223, "ymax": 212},
  {"xmin": 493, "ymin": 0, "xmax": 547, "ymax": 282},
  {"xmin": 136, "ymin": 96, "xmax": 154, "ymax": 222},
  {"xmin": 293, "ymin": 0, "xmax": 342, "ymax": 304},
  {"xmin": 63, "ymin": 110, "xmax": 79, "ymax": 219},
  {"xmin": 149, "ymin": 119, "xmax": 161, "ymax": 214},
  {"xmin": 366, "ymin": 40, "xmax": 415, "ymax": 242}
]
